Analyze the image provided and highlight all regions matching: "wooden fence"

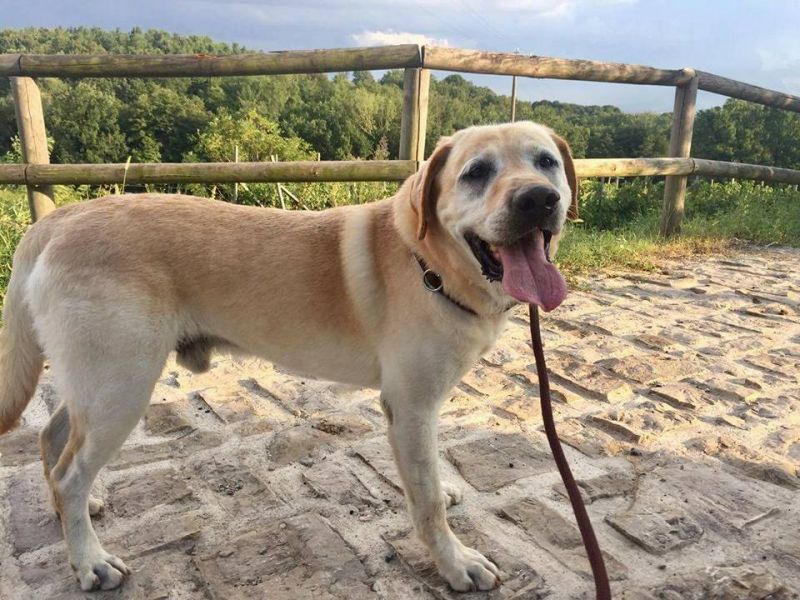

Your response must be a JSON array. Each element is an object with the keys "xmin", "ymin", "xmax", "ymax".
[{"xmin": 2, "ymin": 44, "xmax": 800, "ymax": 235}]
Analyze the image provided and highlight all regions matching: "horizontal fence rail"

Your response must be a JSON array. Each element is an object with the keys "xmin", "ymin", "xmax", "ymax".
[
  {"xmin": 2, "ymin": 158, "xmax": 799, "ymax": 186},
  {"xmin": 3, "ymin": 46, "xmax": 799, "ymax": 113},
  {"xmin": 576, "ymin": 158, "xmax": 694, "ymax": 177},
  {"xmin": 696, "ymin": 71, "xmax": 800, "ymax": 112},
  {"xmin": 0, "ymin": 45, "xmax": 422, "ymax": 78},
  {"xmin": 691, "ymin": 159, "xmax": 800, "ymax": 184},
  {"xmin": 3, "ymin": 44, "xmax": 800, "ymax": 232},
  {"xmin": 422, "ymin": 47, "xmax": 690, "ymax": 86},
  {"xmin": 0, "ymin": 160, "xmax": 418, "ymax": 185}
]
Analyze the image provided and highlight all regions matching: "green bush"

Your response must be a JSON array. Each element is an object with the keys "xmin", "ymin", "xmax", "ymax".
[
  {"xmin": 575, "ymin": 177, "xmax": 800, "ymax": 246},
  {"xmin": 683, "ymin": 180, "xmax": 800, "ymax": 244},
  {"xmin": 578, "ymin": 178, "xmax": 661, "ymax": 230}
]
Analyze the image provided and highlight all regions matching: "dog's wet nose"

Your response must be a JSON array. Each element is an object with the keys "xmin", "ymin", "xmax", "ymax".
[{"xmin": 511, "ymin": 185, "xmax": 560, "ymax": 218}]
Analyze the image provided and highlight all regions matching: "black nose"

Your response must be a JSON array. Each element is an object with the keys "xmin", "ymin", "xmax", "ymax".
[{"xmin": 511, "ymin": 185, "xmax": 560, "ymax": 218}]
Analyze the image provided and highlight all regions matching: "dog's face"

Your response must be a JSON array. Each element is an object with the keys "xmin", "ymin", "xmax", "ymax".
[{"xmin": 412, "ymin": 122, "xmax": 577, "ymax": 311}]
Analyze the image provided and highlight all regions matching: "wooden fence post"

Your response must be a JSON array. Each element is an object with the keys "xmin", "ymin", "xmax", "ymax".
[
  {"xmin": 660, "ymin": 70, "xmax": 698, "ymax": 236},
  {"xmin": 510, "ymin": 75, "xmax": 517, "ymax": 122},
  {"xmin": 10, "ymin": 76, "xmax": 56, "ymax": 222},
  {"xmin": 399, "ymin": 67, "xmax": 430, "ymax": 165},
  {"xmin": 233, "ymin": 144, "xmax": 239, "ymax": 204}
]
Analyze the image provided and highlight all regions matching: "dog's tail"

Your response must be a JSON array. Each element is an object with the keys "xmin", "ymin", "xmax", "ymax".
[{"xmin": 0, "ymin": 226, "xmax": 46, "ymax": 435}]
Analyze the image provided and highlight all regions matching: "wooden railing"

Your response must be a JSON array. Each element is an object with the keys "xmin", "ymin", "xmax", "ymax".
[{"xmin": 2, "ymin": 45, "xmax": 800, "ymax": 235}]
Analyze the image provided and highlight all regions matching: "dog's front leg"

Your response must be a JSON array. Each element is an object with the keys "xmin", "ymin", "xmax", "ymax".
[{"xmin": 382, "ymin": 384, "xmax": 500, "ymax": 591}]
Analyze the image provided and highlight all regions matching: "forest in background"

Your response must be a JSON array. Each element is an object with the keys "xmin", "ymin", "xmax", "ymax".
[
  {"xmin": 2, "ymin": 27, "xmax": 799, "ymax": 311},
  {"xmin": 2, "ymin": 26, "xmax": 800, "ymax": 176}
]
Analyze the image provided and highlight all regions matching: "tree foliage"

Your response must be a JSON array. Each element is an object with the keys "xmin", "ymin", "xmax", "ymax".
[
  {"xmin": 1, "ymin": 27, "xmax": 798, "ymax": 171},
  {"xmin": 693, "ymin": 99, "xmax": 800, "ymax": 168},
  {"xmin": 190, "ymin": 109, "xmax": 313, "ymax": 164}
]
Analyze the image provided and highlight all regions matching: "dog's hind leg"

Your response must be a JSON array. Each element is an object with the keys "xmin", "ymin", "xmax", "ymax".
[
  {"xmin": 49, "ymin": 350, "xmax": 167, "ymax": 591},
  {"xmin": 41, "ymin": 403, "xmax": 104, "ymax": 517},
  {"xmin": 38, "ymin": 305, "xmax": 172, "ymax": 592}
]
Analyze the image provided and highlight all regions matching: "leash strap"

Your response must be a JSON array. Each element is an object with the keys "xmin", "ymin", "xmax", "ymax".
[{"xmin": 529, "ymin": 304, "xmax": 611, "ymax": 599}]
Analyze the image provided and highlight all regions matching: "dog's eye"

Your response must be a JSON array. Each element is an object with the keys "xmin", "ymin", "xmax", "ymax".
[
  {"xmin": 537, "ymin": 154, "xmax": 558, "ymax": 169},
  {"xmin": 462, "ymin": 160, "xmax": 493, "ymax": 182}
]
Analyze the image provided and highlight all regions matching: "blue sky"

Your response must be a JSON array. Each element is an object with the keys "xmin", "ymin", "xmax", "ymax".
[{"xmin": 2, "ymin": 0, "xmax": 799, "ymax": 113}]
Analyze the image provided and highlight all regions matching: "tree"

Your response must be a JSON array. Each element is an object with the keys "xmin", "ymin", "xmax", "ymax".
[
  {"xmin": 121, "ymin": 85, "xmax": 211, "ymax": 162},
  {"xmin": 44, "ymin": 80, "xmax": 127, "ymax": 163},
  {"xmin": 185, "ymin": 109, "xmax": 313, "ymax": 205},
  {"xmin": 190, "ymin": 109, "xmax": 312, "ymax": 163},
  {"xmin": 694, "ymin": 99, "xmax": 800, "ymax": 169}
]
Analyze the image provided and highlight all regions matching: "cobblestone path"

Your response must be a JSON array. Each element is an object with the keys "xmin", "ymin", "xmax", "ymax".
[{"xmin": 1, "ymin": 247, "xmax": 798, "ymax": 599}]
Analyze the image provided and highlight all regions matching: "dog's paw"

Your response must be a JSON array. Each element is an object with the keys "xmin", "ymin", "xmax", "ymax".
[
  {"xmin": 74, "ymin": 553, "xmax": 130, "ymax": 591},
  {"xmin": 88, "ymin": 495, "xmax": 105, "ymax": 517},
  {"xmin": 441, "ymin": 482, "xmax": 463, "ymax": 508},
  {"xmin": 438, "ymin": 541, "xmax": 501, "ymax": 592}
]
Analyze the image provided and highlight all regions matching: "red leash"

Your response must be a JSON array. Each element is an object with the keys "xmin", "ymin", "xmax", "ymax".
[{"xmin": 529, "ymin": 304, "xmax": 611, "ymax": 599}]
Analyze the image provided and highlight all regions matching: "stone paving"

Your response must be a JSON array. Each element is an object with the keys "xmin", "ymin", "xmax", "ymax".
[{"xmin": 1, "ymin": 245, "xmax": 799, "ymax": 599}]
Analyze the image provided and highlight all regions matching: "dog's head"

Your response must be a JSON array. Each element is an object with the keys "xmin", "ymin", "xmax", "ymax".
[{"xmin": 410, "ymin": 121, "xmax": 577, "ymax": 312}]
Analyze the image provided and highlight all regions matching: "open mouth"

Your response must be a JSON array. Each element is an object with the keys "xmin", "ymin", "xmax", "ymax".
[
  {"xmin": 465, "ymin": 229, "xmax": 553, "ymax": 282},
  {"xmin": 465, "ymin": 229, "xmax": 565, "ymax": 311},
  {"xmin": 465, "ymin": 232, "xmax": 503, "ymax": 282}
]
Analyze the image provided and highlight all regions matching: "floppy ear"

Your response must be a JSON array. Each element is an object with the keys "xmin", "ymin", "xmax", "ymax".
[
  {"xmin": 412, "ymin": 140, "xmax": 453, "ymax": 240},
  {"xmin": 551, "ymin": 133, "xmax": 579, "ymax": 221}
]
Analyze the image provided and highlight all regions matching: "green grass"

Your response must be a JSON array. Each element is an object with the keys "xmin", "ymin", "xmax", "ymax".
[
  {"xmin": 2, "ymin": 179, "xmax": 799, "ymax": 315},
  {"xmin": 556, "ymin": 219, "xmax": 731, "ymax": 281},
  {"xmin": 0, "ymin": 189, "xmax": 31, "ymax": 305},
  {"xmin": 556, "ymin": 179, "xmax": 800, "ymax": 282}
]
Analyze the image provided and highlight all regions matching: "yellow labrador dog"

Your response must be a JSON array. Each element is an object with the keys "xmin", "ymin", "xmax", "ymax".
[{"xmin": 0, "ymin": 121, "xmax": 577, "ymax": 592}]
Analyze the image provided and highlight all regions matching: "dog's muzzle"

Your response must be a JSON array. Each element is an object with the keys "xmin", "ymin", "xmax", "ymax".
[{"xmin": 465, "ymin": 183, "xmax": 562, "ymax": 283}]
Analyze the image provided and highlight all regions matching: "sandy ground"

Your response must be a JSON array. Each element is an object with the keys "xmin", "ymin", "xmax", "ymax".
[{"xmin": 0, "ymin": 245, "xmax": 798, "ymax": 599}]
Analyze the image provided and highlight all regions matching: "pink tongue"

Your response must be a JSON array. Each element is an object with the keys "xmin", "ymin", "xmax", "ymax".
[{"xmin": 497, "ymin": 230, "xmax": 567, "ymax": 311}]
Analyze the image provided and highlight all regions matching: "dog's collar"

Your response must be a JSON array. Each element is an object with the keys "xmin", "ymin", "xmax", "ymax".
[{"xmin": 413, "ymin": 254, "xmax": 480, "ymax": 317}]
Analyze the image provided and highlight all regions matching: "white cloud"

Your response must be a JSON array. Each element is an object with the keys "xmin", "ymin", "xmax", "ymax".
[{"xmin": 351, "ymin": 30, "xmax": 449, "ymax": 47}]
